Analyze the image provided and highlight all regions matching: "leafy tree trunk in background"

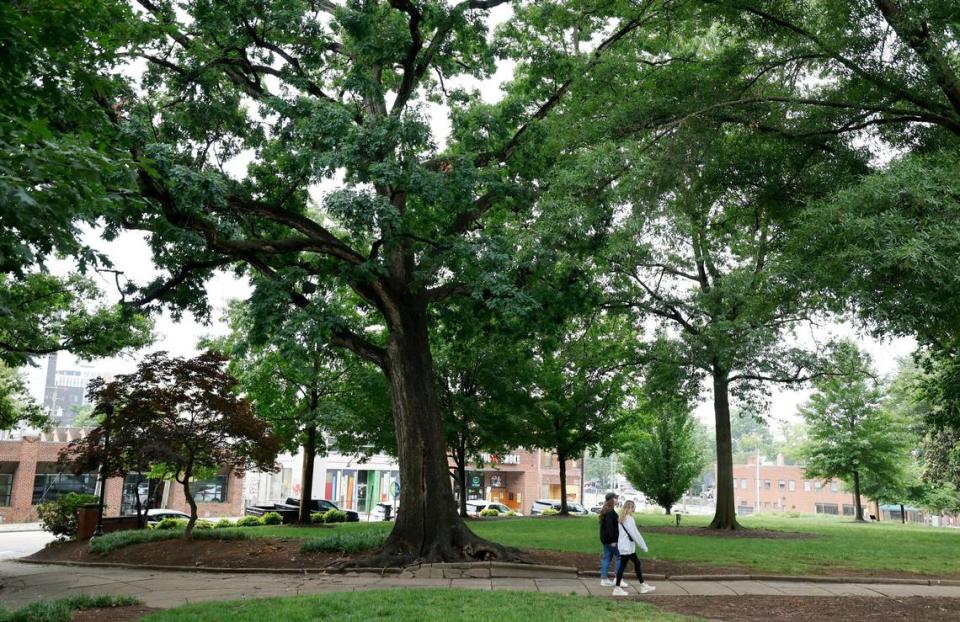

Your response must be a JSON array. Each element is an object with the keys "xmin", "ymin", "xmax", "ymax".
[
  {"xmin": 710, "ymin": 368, "xmax": 739, "ymax": 529},
  {"xmin": 179, "ymin": 465, "xmax": 197, "ymax": 538},
  {"xmin": 298, "ymin": 421, "xmax": 318, "ymax": 525},
  {"xmin": 557, "ymin": 449, "xmax": 568, "ymax": 515},
  {"xmin": 852, "ymin": 470, "xmax": 864, "ymax": 522}
]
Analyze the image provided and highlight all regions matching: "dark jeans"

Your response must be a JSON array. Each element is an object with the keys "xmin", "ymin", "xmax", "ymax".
[{"xmin": 616, "ymin": 552, "xmax": 644, "ymax": 586}]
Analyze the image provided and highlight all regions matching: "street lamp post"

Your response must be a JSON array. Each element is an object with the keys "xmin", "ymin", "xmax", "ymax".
[{"xmin": 93, "ymin": 403, "xmax": 114, "ymax": 538}]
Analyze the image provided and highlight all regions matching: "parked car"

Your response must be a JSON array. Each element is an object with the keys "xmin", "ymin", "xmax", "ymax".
[
  {"xmin": 465, "ymin": 500, "xmax": 521, "ymax": 517},
  {"xmin": 145, "ymin": 509, "xmax": 191, "ymax": 525},
  {"xmin": 589, "ymin": 504, "xmax": 603, "ymax": 515},
  {"xmin": 284, "ymin": 497, "xmax": 360, "ymax": 522},
  {"xmin": 530, "ymin": 499, "xmax": 590, "ymax": 516}
]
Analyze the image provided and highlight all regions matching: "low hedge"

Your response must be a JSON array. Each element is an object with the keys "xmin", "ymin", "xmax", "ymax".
[
  {"xmin": 89, "ymin": 527, "xmax": 249, "ymax": 555},
  {"xmin": 300, "ymin": 530, "xmax": 387, "ymax": 554}
]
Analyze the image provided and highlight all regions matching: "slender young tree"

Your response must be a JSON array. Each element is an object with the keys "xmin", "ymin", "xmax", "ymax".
[
  {"xmin": 210, "ymin": 299, "xmax": 391, "ymax": 524},
  {"xmin": 799, "ymin": 341, "xmax": 910, "ymax": 522},
  {"xmin": 517, "ymin": 314, "xmax": 632, "ymax": 515},
  {"xmin": 621, "ymin": 340, "xmax": 707, "ymax": 515}
]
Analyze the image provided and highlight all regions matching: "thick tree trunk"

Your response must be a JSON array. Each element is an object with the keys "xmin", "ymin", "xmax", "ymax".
[
  {"xmin": 708, "ymin": 368, "xmax": 741, "ymax": 529},
  {"xmin": 558, "ymin": 449, "xmax": 568, "ymax": 515},
  {"xmin": 351, "ymin": 299, "xmax": 516, "ymax": 566},
  {"xmin": 900, "ymin": 503, "xmax": 906, "ymax": 524},
  {"xmin": 852, "ymin": 470, "xmax": 865, "ymax": 521},
  {"xmin": 665, "ymin": 504, "xmax": 672, "ymax": 515},
  {"xmin": 298, "ymin": 423, "xmax": 317, "ymax": 525}
]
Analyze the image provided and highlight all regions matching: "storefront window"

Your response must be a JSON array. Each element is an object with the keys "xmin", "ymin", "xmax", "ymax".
[{"xmin": 0, "ymin": 473, "xmax": 12, "ymax": 506}]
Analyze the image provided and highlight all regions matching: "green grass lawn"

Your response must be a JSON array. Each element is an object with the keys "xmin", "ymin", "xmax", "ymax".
[
  {"xmin": 88, "ymin": 513, "xmax": 960, "ymax": 576},
  {"xmin": 245, "ymin": 513, "xmax": 960, "ymax": 576},
  {"xmin": 0, "ymin": 595, "xmax": 140, "ymax": 622},
  {"xmin": 139, "ymin": 589, "xmax": 696, "ymax": 622}
]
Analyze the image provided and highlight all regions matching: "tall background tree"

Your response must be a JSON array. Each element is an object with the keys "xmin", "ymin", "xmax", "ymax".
[{"xmin": 799, "ymin": 341, "xmax": 911, "ymax": 522}]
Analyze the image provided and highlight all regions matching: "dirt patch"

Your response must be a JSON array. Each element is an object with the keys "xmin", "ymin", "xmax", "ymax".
[
  {"xmin": 645, "ymin": 596, "xmax": 960, "ymax": 621},
  {"xmin": 29, "ymin": 537, "xmax": 366, "ymax": 569},
  {"xmin": 72, "ymin": 606, "xmax": 160, "ymax": 622},
  {"xmin": 639, "ymin": 525, "xmax": 817, "ymax": 539}
]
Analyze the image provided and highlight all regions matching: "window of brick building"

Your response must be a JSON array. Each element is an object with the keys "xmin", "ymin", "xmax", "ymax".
[
  {"xmin": 816, "ymin": 502, "xmax": 839, "ymax": 515},
  {"xmin": 778, "ymin": 480, "xmax": 786, "ymax": 490},
  {"xmin": 0, "ymin": 463, "xmax": 15, "ymax": 506},
  {"xmin": 32, "ymin": 463, "xmax": 97, "ymax": 505},
  {"xmin": 803, "ymin": 480, "xmax": 811, "ymax": 492},
  {"xmin": 740, "ymin": 478, "xmax": 748, "ymax": 489},
  {"xmin": 189, "ymin": 476, "xmax": 228, "ymax": 503},
  {"xmin": 788, "ymin": 480, "xmax": 796, "ymax": 492},
  {"xmin": 830, "ymin": 481, "xmax": 839, "ymax": 492},
  {"xmin": 764, "ymin": 480, "xmax": 771, "ymax": 490}
]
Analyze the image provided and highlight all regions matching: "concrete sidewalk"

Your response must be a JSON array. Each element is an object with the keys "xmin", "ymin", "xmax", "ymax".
[{"xmin": 3, "ymin": 561, "xmax": 960, "ymax": 610}]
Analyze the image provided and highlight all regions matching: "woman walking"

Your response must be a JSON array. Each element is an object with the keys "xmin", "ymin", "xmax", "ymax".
[{"xmin": 613, "ymin": 500, "xmax": 655, "ymax": 596}]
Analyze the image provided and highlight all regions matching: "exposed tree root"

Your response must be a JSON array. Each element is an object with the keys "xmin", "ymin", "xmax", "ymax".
[{"xmin": 333, "ymin": 531, "xmax": 527, "ymax": 569}]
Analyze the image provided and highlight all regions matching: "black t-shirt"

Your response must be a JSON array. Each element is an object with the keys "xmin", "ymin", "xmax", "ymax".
[{"xmin": 599, "ymin": 509, "xmax": 619, "ymax": 544}]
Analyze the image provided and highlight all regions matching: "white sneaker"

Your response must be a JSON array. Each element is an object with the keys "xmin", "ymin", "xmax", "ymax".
[
  {"xmin": 612, "ymin": 586, "xmax": 629, "ymax": 596},
  {"xmin": 619, "ymin": 579, "xmax": 629, "ymax": 587},
  {"xmin": 600, "ymin": 579, "xmax": 614, "ymax": 587},
  {"xmin": 639, "ymin": 583, "xmax": 656, "ymax": 594}
]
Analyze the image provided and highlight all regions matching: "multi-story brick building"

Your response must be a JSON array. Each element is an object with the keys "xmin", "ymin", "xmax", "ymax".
[
  {"xmin": 731, "ymin": 456, "xmax": 868, "ymax": 517},
  {"xmin": 0, "ymin": 429, "xmax": 244, "ymax": 524}
]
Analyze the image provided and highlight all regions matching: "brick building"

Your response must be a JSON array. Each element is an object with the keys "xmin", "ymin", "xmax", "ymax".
[
  {"xmin": 455, "ymin": 449, "xmax": 582, "ymax": 513},
  {"xmin": 731, "ymin": 456, "xmax": 868, "ymax": 517},
  {"xmin": 0, "ymin": 429, "xmax": 244, "ymax": 524}
]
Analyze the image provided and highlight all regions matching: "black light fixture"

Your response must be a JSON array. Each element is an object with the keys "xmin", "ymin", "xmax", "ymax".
[{"xmin": 93, "ymin": 402, "xmax": 114, "ymax": 538}]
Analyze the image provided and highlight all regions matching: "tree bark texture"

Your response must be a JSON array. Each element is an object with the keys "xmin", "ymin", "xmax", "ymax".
[
  {"xmin": 709, "ymin": 369, "xmax": 741, "ymax": 529},
  {"xmin": 181, "ymin": 471, "xmax": 198, "ymax": 538},
  {"xmin": 852, "ymin": 470, "xmax": 865, "ymax": 522},
  {"xmin": 298, "ymin": 423, "xmax": 318, "ymax": 525},
  {"xmin": 359, "ymin": 300, "xmax": 514, "ymax": 565}
]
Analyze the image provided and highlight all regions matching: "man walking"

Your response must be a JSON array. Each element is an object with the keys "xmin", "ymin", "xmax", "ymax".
[{"xmin": 598, "ymin": 492, "xmax": 627, "ymax": 587}]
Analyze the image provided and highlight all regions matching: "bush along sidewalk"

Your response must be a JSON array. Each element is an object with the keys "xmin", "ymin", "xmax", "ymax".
[
  {"xmin": 300, "ymin": 530, "xmax": 387, "ymax": 554},
  {"xmin": 89, "ymin": 528, "xmax": 250, "ymax": 555}
]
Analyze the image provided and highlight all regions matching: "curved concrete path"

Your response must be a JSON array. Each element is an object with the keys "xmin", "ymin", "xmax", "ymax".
[{"xmin": 3, "ymin": 561, "xmax": 960, "ymax": 610}]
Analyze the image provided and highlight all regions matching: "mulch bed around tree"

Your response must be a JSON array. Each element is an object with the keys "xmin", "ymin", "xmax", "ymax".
[
  {"xmin": 26, "ymin": 537, "xmax": 960, "ymax": 580},
  {"xmin": 643, "ymin": 596, "xmax": 960, "ymax": 621},
  {"xmin": 71, "ymin": 606, "xmax": 160, "ymax": 622}
]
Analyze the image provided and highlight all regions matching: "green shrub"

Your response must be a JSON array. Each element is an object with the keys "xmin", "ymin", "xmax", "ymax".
[
  {"xmin": 36, "ymin": 493, "xmax": 100, "ymax": 540},
  {"xmin": 156, "ymin": 517, "xmax": 188, "ymax": 530},
  {"xmin": 507, "ymin": 511, "xmax": 517, "ymax": 517},
  {"xmin": 89, "ymin": 527, "xmax": 250, "ymax": 554},
  {"xmin": 321, "ymin": 509, "xmax": 347, "ymax": 524},
  {"xmin": 214, "ymin": 518, "xmax": 233, "ymax": 529},
  {"xmin": 194, "ymin": 520, "xmax": 214, "ymax": 530},
  {"xmin": 261, "ymin": 511, "xmax": 283, "ymax": 525},
  {"xmin": 236, "ymin": 515, "xmax": 263, "ymax": 527},
  {"xmin": 310, "ymin": 512, "xmax": 325, "ymax": 524},
  {"xmin": 479, "ymin": 508, "xmax": 500, "ymax": 517},
  {"xmin": 0, "ymin": 594, "xmax": 141, "ymax": 622},
  {"xmin": 300, "ymin": 530, "xmax": 387, "ymax": 554},
  {"xmin": 539, "ymin": 508, "xmax": 559, "ymax": 517}
]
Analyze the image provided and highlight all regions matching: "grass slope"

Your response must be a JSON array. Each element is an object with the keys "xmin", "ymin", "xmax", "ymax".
[
  {"xmin": 140, "ymin": 589, "xmax": 696, "ymax": 622},
  {"xmin": 0, "ymin": 595, "xmax": 141, "ymax": 622}
]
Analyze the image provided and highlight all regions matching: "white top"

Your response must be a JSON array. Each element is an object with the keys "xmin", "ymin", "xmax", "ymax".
[{"xmin": 617, "ymin": 515, "xmax": 649, "ymax": 555}]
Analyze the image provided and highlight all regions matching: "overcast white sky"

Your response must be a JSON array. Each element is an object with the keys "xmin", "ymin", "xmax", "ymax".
[{"xmin": 19, "ymin": 5, "xmax": 917, "ymax": 432}]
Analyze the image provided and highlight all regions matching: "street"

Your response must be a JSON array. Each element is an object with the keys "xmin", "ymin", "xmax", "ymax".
[{"xmin": 0, "ymin": 530, "xmax": 55, "ymax": 560}]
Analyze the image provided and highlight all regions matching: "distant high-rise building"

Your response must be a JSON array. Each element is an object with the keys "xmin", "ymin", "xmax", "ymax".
[{"xmin": 41, "ymin": 354, "xmax": 99, "ymax": 426}]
